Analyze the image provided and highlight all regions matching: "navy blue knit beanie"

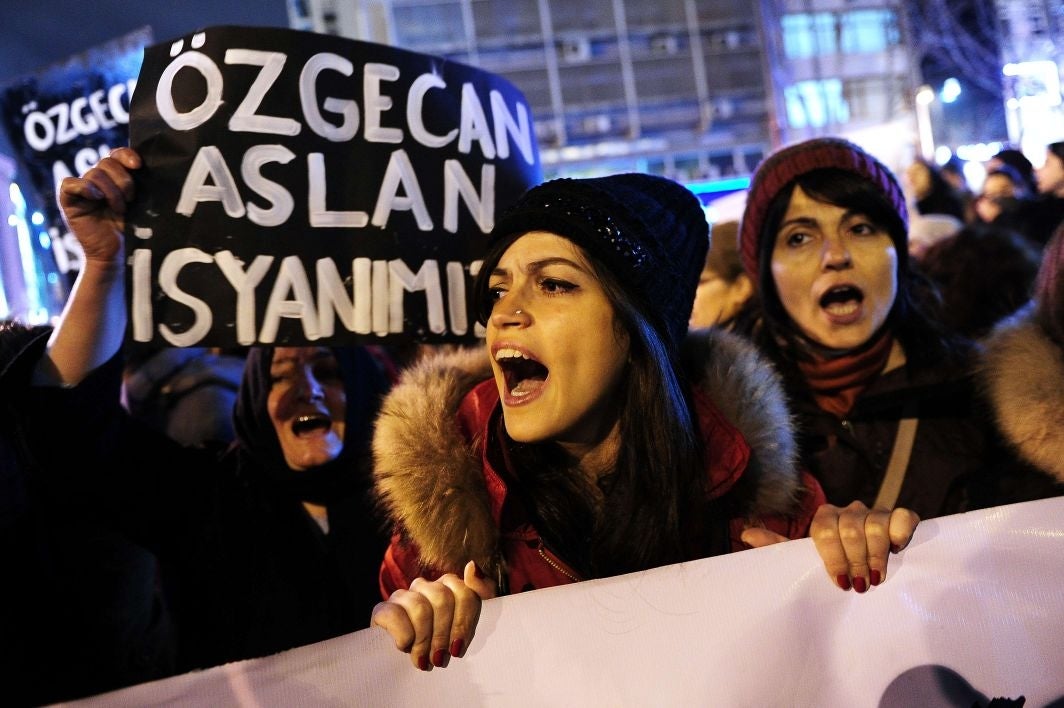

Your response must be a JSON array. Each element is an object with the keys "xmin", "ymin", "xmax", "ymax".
[{"xmin": 485, "ymin": 173, "xmax": 710, "ymax": 350}]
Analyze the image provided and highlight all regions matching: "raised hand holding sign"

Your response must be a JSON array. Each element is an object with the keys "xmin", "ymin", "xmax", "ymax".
[{"xmin": 127, "ymin": 26, "xmax": 542, "ymax": 348}]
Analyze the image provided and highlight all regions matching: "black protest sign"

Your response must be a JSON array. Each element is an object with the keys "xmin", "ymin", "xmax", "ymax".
[
  {"xmin": 0, "ymin": 26, "xmax": 151, "ymax": 280},
  {"xmin": 127, "ymin": 25, "xmax": 542, "ymax": 348}
]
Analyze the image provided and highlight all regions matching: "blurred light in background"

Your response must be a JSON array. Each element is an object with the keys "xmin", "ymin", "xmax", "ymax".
[
  {"xmin": 4, "ymin": 183, "xmax": 47, "ymax": 322},
  {"xmin": 1, "ymin": 173, "xmax": 68, "ymax": 324},
  {"xmin": 1002, "ymin": 60, "xmax": 1064, "ymax": 162},
  {"xmin": 915, "ymin": 85, "xmax": 936, "ymax": 161},
  {"xmin": 940, "ymin": 78, "xmax": 961, "ymax": 104}
]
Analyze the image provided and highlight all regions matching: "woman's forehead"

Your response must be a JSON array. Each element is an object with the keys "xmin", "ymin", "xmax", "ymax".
[
  {"xmin": 271, "ymin": 346, "xmax": 333, "ymax": 366},
  {"xmin": 496, "ymin": 231, "xmax": 591, "ymax": 270}
]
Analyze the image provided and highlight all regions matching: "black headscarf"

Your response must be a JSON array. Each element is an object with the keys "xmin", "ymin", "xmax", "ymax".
[
  {"xmin": 0, "ymin": 321, "xmax": 51, "ymax": 386},
  {"xmin": 231, "ymin": 346, "xmax": 392, "ymax": 505}
]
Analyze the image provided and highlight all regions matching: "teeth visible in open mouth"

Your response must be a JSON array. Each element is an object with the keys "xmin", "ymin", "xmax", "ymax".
[
  {"xmin": 494, "ymin": 347, "xmax": 529, "ymax": 362},
  {"xmin": 293, "ymin": 414, "xmax": 330, "ymax": 435},
  {"xmin": 820, "ymin": 285, "xmax": 863, "ymax": 315},
  {"xmin": 494, "ymin": 348, "xmax": 548, "ymax": 397},
  {"xmin": 825, "ymin": 301, "xmax": 859, "ymax": 316}
]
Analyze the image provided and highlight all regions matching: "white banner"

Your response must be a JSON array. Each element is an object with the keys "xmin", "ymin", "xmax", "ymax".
[{"xmin": 61, "ymin": 497, "xmax": 1064, "ymax": 707}]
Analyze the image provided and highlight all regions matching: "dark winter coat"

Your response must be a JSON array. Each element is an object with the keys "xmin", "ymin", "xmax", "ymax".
[
  {"xmin": 1, "ymin": 326, "xmax": 174, "ymax": 706},
  {"xmin": 16, "ymin": 342, "xmax": 392, "ymax": 678},
  {"xmin": 783, "ymin": 347, "xmax": 1060, "ymax": 519},
  {"xmin": 373, "ymin": 329, "xmax": 824, "ymax": 596},
  {"xmin": 1003, "ymin": 195, "xmax": 1064, "ymax": 248}
]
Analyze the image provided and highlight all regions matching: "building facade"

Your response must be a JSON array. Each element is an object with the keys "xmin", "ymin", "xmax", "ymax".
[
  {"xmin": 996, "ymin": 0, "xmax": 1064, "ymax": 155},
  {"xmin": 289, "ymin": 0, "xmax": 922, "ymax": 185}
]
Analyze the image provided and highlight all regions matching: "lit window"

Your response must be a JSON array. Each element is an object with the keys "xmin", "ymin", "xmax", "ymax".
[
  {"xmin": 784, "ymin": 79, "xmax": 850, "ymax": 128},
  {"xmin": 782, "ymin": 13, "xmax": 836, "ymax": 58},
  {"xmin": 840, "ymin": 10, "xmax": 899, "ymax": 54}
]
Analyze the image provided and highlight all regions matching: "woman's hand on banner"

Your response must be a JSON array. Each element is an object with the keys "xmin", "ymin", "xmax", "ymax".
[
  {"xmin": 742, "ymin": 501, "xmax": 919, "ymax": 592},
  {"xmin": 809, "ymin": 501, "xmax": 919, "ymax": 593},
  {"xmin": 371, "ymin": 560, "xmax": 496, "ymax": 671}
]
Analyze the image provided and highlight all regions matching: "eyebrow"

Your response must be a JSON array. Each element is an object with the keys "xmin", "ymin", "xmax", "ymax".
[
  {"xmin": 778, "ymin": 216, "xmax": 819, "ymax": 230},
  {"xmin": 491, "ymin": 256, "xmax": 589, "ymax": 277},
  {"xmin": 779, "ymin": 208, "xmax": 870, "ymax": 231}
]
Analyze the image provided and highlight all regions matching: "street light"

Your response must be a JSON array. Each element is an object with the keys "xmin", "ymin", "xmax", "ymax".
[{"xmin": 915, "ymin": 84, "xmax": 936, "ymax": 161}]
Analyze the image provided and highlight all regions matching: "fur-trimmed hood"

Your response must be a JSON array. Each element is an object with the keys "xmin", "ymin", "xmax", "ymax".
[
  {"xmin": 979, "ymin": 306, "xmax": 1064, "ymax": 482},
  {"xmin": 682, "ymin": 327, "xmax": 802, "ymax": 515},
  {"xmin": 372, "ymin": 329, "xmax": 802, "ymax": 573}
]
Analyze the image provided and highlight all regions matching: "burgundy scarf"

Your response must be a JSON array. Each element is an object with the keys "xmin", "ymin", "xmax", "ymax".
[{"xmin": 796, "ymin": 331, "xmax": 894, "ymax": 418}]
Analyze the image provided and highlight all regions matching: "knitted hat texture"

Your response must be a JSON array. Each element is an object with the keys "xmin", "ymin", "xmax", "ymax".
[
  {"xmin": 488, "ymin": 173, "xmax": 709, "ymax": 350},
  {"xmin": 739, "ymin": 138, "xmax": 908, "ymax": 283}
]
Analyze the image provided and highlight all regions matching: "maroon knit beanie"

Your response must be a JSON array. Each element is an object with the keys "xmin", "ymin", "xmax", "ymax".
[{"xmin": 739, "ymin": 137, "xmax": 909, "ymax": 284}]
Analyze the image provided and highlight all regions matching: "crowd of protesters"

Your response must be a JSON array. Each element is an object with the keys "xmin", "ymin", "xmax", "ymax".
[
  {"xmin": 901, "ymin": 143, "xmax": 1064, "ymax": 345},
  {"xmin": 2, "ymin": 135, "xmax": 1064, "ymax": 704}
]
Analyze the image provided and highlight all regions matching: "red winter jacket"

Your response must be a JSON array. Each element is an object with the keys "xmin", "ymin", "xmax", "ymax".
[{"xmin": 374, "ymin": 330, "xmax": 824, "ymax": 597}]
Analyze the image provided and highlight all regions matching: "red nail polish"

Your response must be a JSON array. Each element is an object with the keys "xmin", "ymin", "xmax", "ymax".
[
  {"xmin": 473, "ymin": 562, "xmax": 486, "ymax": 579},
  {"xmin": 870, "ymin": 569, "xmax": 882, "ymax": 586},
  {"xmin": 450, "ymin": 638, "xmax": 465, "ymax": 657},
  {"xmin": 417, "ymin": 654, "xmax": 429, "ymax": 671},
  {"xmin": 853, "ymin": 576, "xmax": 867, "ymax": 593},
  {"xmin": 432, "ymin": 648, "xmax": 447, "ymax": 667},
  {"xmin": 836, "ymin": 574, "xmax": 851, "ymax": 591},
  {"xmin": 890, "ymin": 543, "xmax": 901, "ymax": 554}
]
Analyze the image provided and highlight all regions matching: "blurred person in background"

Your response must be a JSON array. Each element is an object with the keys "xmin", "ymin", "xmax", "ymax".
[
  {"xmin": 1020, "ymin": 140, "xmax": 1064, "ymax": 248},
  {"xmin": 938, "ymin": 155, "xmax": 976, "ymax": 223},
  {"xmin": 986, "ymin": 147, "xmax": 1038, "ymax": 194},
  {"xmin": 1035, "ymin": 142, "xmax": 1064, "ymax": 199},
  {"xmin": 904, "ymin": 157, "xmax": 966, "ymax": 222},
  {"xmin": 919, "ymin": 222, "xmax": 1041, "ymax": 340},
  {"xmin": 689, "ymin": 219, "xmax": 754, "ymax": 330},
  {"xmin": 973, "ymin": 164, "xmax": 1032, "ymax": 227},
  {"xmin": 121, "ymin": 343, "xmax": 246, "ymax": 446},
  {"xmin": 907, "ymin": 212, "xmax": 963, "ymax": 262},
  {"xmin": 970, "ymin": 164, "xmax": 1051, "ymax": 250}
]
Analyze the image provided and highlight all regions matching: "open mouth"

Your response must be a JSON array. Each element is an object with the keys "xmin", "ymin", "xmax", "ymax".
[
  {"xmin": 819, "ymin": 285, "xmax": 863, "ymax": 317},
  {"xmin": 495, "ymin": 347, "xmax": 549, "ymax": 398},
  {"xmin": 292, "ymin": 413, "xmax": 332, "ymax": 437}
]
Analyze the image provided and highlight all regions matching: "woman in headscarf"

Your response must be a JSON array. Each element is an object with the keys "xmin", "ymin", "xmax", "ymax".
[{"xmin": 15, "ymin": 147, "xmax": 393, "ymax": 680}]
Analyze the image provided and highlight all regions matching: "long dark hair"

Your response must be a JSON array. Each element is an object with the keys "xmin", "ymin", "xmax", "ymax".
[
  {"xmin": 474, "ymin": 232, "xmax": 707, "ymax": 578},
  {"xmin": 747, "ymin": 168, "xmax": 970, "ymax": 373},
  {"xmin": 919, "ymin": 222, "xmax": 1040, "ymax": 339}
]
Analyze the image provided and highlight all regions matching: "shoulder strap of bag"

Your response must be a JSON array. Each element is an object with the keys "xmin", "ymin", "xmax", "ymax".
[{"xmin": 873, "ymin": 402, "xmax": 919, "ymax": 510}]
